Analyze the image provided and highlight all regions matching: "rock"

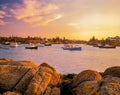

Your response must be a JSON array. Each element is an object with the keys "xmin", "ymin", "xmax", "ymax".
[
  {"xmin": 99, "ymin": 83, "xmax": 120, "ymax": 95},
  {"xmin": 14, "ymin": 67, "xmax": 39, "ymax": 94},
  {"xmin": 0, "ymin": 61, "xmax": 37, "ymax": 68},
  {"xmin": 2, "ymin": 91, "xmax": 21, "ymax": 95},
  {"xmin": 24, "ymin": 63, "xmax": 61, "ymax": 95},
  {"xmin": 103, "ymin": 66, "xmax": 120, "ymax": 77},
  {"xmin": 0, "ymin": 58, "xmax": 13, "ymax": 63},
  {"xmin": 40, "ymin": 63, "xmax": 61, "ymax": 86},
  {"xmin": 0, "ymin": 65, "xmax": 29, "ymax": 92},
  {"xmin": 98, "ymin": 76, "xmax": 120, "ymax": 95},
  {"xmin": 44, "ymin": 87, "xmax": 52, "ymax": 95},
  {"xmin": 99, "ymin": 75, "xmax": 120, "ymax": 85},
  {"xmin": 70, "ymin": 70, "xmax": 102, "ymax": 88},
  {"xmin": 50, "ymin": 87, "xmax": 60, "ymax": 95},
  {"xmin": 44, "ymin": 87, "xmax": 60, "ymax": 95},
  {"xmin": 73, "ymin": 81, "xmax": 99, "ymax": 95}
]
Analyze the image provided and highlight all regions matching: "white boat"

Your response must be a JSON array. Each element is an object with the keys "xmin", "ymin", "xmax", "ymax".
[
  {"xmin": 62, "ymin": 44, "xmax": 82, "ymax": 51},
  {"xmin": 10, "ymin": 43, "xmax": 18, "ymax": 48},
  {"xmin": 25, "ymin": 44, "xmax": 38, "ymax": 49}
]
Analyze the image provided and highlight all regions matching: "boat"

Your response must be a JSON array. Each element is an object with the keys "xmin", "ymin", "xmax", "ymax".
[
  {"xmin": 62, "ymin": 44, "xmax": 82, "ymax": 51},
  {"xmin": 44, "ymin": 43, "xmax": 52, "ymax": 46},
  {"xmin": 25, "ymin": 44, "xmax": 38, "ymax": 49},
  {"xmin": 99, "ymin": 44, "xmax": 116, "ymax": 49},
  {"xmin": 9, "ymin": 42, "xmax": 18, "ymax": 48}
]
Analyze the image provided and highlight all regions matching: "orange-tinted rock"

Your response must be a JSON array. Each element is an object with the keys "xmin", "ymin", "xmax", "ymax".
[
  {"xmin": 70, "ymin": 70, "xmax": 102, "ymax": 88},
  {"xmin": 44, "ymin": 87, "xmax": 60, "ymax": 95},
  {"xmin": 0, "ymin": 61, "xmax": 37, "ymax": 68},
  {"xmin": 0, "ymin": 65, "xmax": 29, "ymax": 91},
  {"xmin": 24, "ymin": 63, "xmax": 61, "ymax": 95},
  {"xmin": 2, "ymin": 91, "xmax": 20, "ymax": 95},
  {"xmin": 14, "ymin": 67, "xmax": 39, "ymax": 94},
  {"xmin": 0, "ymin": 58, "xmax": 13, "ymax": 63}
]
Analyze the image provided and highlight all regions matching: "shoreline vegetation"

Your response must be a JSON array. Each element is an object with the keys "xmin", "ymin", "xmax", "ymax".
[
  {"xmin": 0, "ymin": 36, "xmax": 120, "ymax": 49},
  {"xmin": 0, "ymin": 58, "xmax": 120, "ymax": 95},
  {"xmin": 0, "ymin": 36, "xmax": 120, "ymax": 46}
]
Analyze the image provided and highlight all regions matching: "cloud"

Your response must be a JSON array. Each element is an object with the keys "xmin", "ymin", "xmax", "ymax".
[
  {"xmin": 0, "ymin": 10, "xmax": 9, "ymax": 25},
  {"xmin": 10, "ymin": 0, "xmax": 63, "ymax": 27},
  {"xmin": 0, "ymin": 20, "xmax": 8, "ymax": 25}
]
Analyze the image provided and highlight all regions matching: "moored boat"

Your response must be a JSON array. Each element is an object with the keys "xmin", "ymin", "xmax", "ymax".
[
  {"xmin": 99, "ymin": 44, "xmax": 116, "ymax": 49},
  {"xmin": 25, "ymin": 44, "xmax": 38, "ymax": 49},
  {"xmin": 44, "ymin": 43, "xmax": 52, "ymax": 46},
  {"xmin": 62, "ymin": 44, "xmax": 82, "ymax": 51}
]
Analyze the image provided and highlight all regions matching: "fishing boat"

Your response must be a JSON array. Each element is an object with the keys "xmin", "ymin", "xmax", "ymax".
[
  {"xmin": 62, "ymin": 44, "xmax": 82, "ymax": 51},
  {"xmin": 44, "ymin": 43, "xmax": 52, "ymax": 46},
  {"xmin": 99, "ymin": 44, "xmax": 116, "ymax": 49},
  {"xmin": 25, "ymin": 44, "xmax": 38, "ymax": 49}
]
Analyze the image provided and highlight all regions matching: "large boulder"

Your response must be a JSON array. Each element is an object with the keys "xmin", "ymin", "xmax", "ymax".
[
  {"xmin": 0, "ymin": 65, "xmax": 30, "ymax": 92},
  {"xmin": 103, "ymin": 66, "xmax": 120, "ymax": 77},
  {"xmin": 0, "ymin": 59, "xmax": 38, "ymax": 92},
  {"xmin": 62, "ymin": 70, "xmax": 102, "ymax": 95},
  {"xmin": 25, "ymin": 63, "xmax": 61, "ymax": 95},
  {"xmin": 62, "ymin": 69, "xmax": 120, "ymax": 95},
  {"xmin": 70, "ymin": 70, "xmax": 102, "ymax": 88},
  {"xmin": 98, "ymin": 76, "xmax": 120, "ymax": 95},
  {"xmin": 0, "ymin": 59, "xmax": 61, "ymax": 95}
]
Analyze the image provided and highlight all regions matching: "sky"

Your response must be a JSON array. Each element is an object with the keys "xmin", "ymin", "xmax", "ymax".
[{"xmin": 0, "ymin": 0, "xmax": 120, "ymax": 40}]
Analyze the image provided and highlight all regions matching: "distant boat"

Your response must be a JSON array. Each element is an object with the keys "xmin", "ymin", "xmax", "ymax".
[
  {"xmin": 99, "ymin": 44, "xmax": 116, "ymax": 49},
  {"xmin": 2, "ymin": 42, "xmax": 10, "ymax": 45},
  {"xmin": 44, "ymin": 43, "xmax": 52, "ymax": 46},
  {"xmin": 10, "ymin": 42, "xmax": 18, "ymax": 48},
  {"xmin": 25, "ymin": 44, "xmax": 38, "ymax": 49},
  {"xmin": 62, "ymin": 44, "xmax": 82, "ymax": 51}
]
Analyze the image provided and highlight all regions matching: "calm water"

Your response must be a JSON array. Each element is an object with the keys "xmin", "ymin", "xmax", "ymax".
[{"xmin": 0, "ymin": 44, "xmax": 120, "ymax": 74}]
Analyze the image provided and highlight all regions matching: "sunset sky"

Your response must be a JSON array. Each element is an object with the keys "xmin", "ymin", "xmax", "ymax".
[{"xmin": 0, "ymin": 0, "xmax": 120, "ymax": 40}]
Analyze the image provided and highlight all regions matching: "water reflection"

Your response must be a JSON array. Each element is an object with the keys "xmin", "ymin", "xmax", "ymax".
[{"xmin": 0, "ymin": 44, "xmax": 120, "ymax": 74}]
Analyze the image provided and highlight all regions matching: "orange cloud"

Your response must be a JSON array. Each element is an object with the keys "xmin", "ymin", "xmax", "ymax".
[{"xmin": 11, "ymin": 0, "xmax": 63, "ymax": 27}]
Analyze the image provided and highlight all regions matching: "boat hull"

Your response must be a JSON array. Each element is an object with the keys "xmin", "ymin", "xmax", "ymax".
[
  {"xmin": 62, "ymin": 47, "xmax": 82, "ymax": 51},
  {"xmin": 25, "ymin": 46, "xmax": 38, "ymax": 49},
  {"xmin": 99, "ymin": 46, "xmax": 116, "ymax": 49}
]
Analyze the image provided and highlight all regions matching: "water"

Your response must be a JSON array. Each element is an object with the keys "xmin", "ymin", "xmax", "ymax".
[{"xmin": 0, "ymin": 44, "xmax": 120, "ymax": 74}]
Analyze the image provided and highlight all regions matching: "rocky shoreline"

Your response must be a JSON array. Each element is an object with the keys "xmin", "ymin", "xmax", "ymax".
[{"xmin": 0, "ymin": 58, "xmax": 120, "ymax": 95}]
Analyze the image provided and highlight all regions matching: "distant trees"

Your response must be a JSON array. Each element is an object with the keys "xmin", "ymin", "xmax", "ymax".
[
  {"xmin": 0, "ymin": 36, "xmax": 86, "ymax": 44},
  {"xmin": 88, "ymin": 36, "xmax": 120, "ymax": 46}
]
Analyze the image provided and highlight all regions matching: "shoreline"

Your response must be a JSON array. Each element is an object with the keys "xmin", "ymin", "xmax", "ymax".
[{"xmin": 0, "ymin": 58, "xmax": 120, "ymax": 95}]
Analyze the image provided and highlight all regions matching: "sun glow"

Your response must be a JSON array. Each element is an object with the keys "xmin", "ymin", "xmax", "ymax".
[{"xmin": 0, "ymin": 0, "xmax": 120, "ymax": 40}]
